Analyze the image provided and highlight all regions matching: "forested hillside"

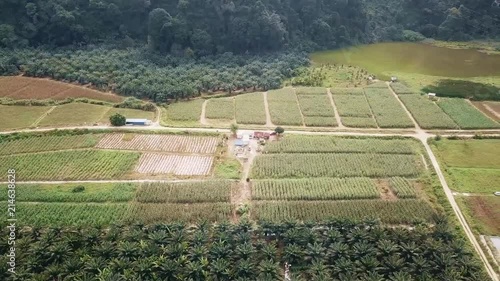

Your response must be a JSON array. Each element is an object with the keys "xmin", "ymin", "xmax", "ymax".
[{"xmin": 1, "ymin": 0, "xmax": 499, "ymax": 53}]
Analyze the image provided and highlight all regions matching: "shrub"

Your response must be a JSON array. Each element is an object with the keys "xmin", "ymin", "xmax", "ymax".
[
  {"xmin": 71, "ymin": 185, "xmax": 85, "ymax": 193},
  {"xmin": 109, "ymin": 113, "xmax": 126, "ymax": 126},
  {"xmin": 403, "ymin": 30, "xmax": 426, "ymax": 42}
]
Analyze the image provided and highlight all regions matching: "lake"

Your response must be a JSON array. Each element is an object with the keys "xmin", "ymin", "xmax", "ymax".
[{"xmin": 311, "ymin": 42, "xmax": 500, "ymax": 79}]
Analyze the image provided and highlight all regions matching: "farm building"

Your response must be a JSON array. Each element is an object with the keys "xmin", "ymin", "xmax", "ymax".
[
  {"xmin": 428, "ymin": 93, "xmax": 437, "ymax": 100},
  {"xmin": 254, "ymin": 131, "xmax": 271, "ymax": 139},
  {"xmin": 125, "ymin": 118, "xmax": 151, "ymax": 126},
  {"xmin": 391, "ymin": 76, "xmax": 398, "ymax": 82}
]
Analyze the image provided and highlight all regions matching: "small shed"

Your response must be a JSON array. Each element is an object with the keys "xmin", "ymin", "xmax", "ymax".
[
  {"xmin": 428, "ymin": 93, "xmax": 437, "ymax": 99},
  {"xmin": 234, "ymin": 139, "xmax": 246, "ymax": 147},
  {"xmin": 254, "ymin": 131, "xmax": 271, "ymax": 139},
  {"xmin": 391, "ymin": 76, "xmax": 398, "ymax": 82},
  {"xmin": 125, "ymin": 118, "xmax": 151, "ymax": 126}
]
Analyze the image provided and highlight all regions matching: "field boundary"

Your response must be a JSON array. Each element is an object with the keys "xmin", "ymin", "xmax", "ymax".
[{"xmin": 327, "ymin": 88, "xmax": 345, "ymax": 129}]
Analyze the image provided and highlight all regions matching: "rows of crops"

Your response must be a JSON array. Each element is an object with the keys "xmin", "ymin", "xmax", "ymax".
[
  {"xmin": 130, "ymin": 202, "xmax": 232, "ymax": 223},
  {"xmin": 332, "ymin": 94, "xmax": 373, "ymax": 118},
  {"xmin": 251, "ymin": 153, "xmax": 422, "ymax": 178},
  {"xmin": 136, "ymin": 181, "xmax": 232, "ymax": 203},
  {"xmin": 264, "ymin": 135, "xmax": 417, "ymax": 154},
  {"xmin": 389, "ymin": 177, "xmax": 418, "ymax": 198},
  {"xmin": 398, "ymin": 94, "xmax": 458, "ymax": 129},
  {"xmin": 135, "ymin": 153, "xmax": 214, "ymax": 175},
  {"xmin": 0, "ymin": 105, "xmax": 50, "ymax": 130},
  {"xmin": 267, "ymin": 88, "xmax": 303, "ymax": 126},
  {"xmin": 253, "ymin": 199, "xmax": 435, "ymax": 224},
  {"xmin": 96, "ymin": 133, "xmax": 218, "ymax": 154},
  {"xmin": 205, "ymin": 97, "xmax": 235, "ymax": 120},
  {"xmin": 295, "ymin": 87, "xmax": 327, "ymax": 95},
  {"xmin": 437, "ymin": 98, "xmax": 500, "ymax": 129},
  {"xmin": 252, "ymin": 178, "xmax": 379, "ymax": 200},
  {"xmin": 0, "ymin": 150, "xmax": 139, "ymax": 180},
  {"xmin": 0, "ymin": 134, "xmax": 102, "ymax": 155},
  {"xmin": 11, "ymin": 202, "xmax": 130, "ymax": 226},
  {"xmin": 297, "ymin": 94, "xmax": 337, "ymax": 127},
  {"xmin": 331, "ymin": 88, "xmax": 364, "ymax": 95},
  {"xmin": 364, "ymin": 88, "xmax": 414, "ymax": 128},
  {"xmin": 38, "ymin": 103, "xmax": 111, "ymax": 127},
  {"xmin": 0, "ymin": 183, "xmax": 137, "ymax": 202},
  {"xmin": 389, "ymin": 82, "xmax": 416, "ymax": 94},
  {"xmin": 235, "ymin": 92, "xmax": 267, "ymax": 124},
  {"xmin": 340, "ymin": 116, "xmax": 378, "ymax": 128},
  {"xmin": 163, "ymin": 99, "xmax": 204, "ymax": 122}
]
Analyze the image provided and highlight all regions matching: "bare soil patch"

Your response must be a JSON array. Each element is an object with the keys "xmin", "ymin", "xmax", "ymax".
[
  {"xmin": 472, "ymin": 101, "xmax": 500, "ymax": 121},
  {"xmin": 135, "ymin": 153, "xmax": 214, "ymax": 176},
  {"xmin": 376, "ymin": 179, "xmax": 398, "ymax": 201},
  {"xmin": 463, "ymin": 196, "xmax": 500, "ymax": 235}
]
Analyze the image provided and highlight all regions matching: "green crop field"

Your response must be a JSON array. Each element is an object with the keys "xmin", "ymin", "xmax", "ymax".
[
  {"xmin": 437, "ymin": 98, "xmax": 500, "ymax": 129},
  {"xmin": 0, "ymin": 150, "xmax": 139, "ymax": 180},
  {"xmin": 389, "ymin": 82, "xmax": 416, "ymax": 94},
  {"xmin": 340, "ymin": 116, "xmax": 378, "ymax": 128},
  {"xmin": 432, "ymin": 139, "xmax": 500, "ymax": 168},
  {"xmin": 100, "ymin": 107, "xmax": 155, "ymax": 123},
  {"xmin": 0, "ymin": 105, "xmax": 50, "ymax": 130},
  {"xmin": 235, "ymin": 92, "xmax": 267, "ymax": 124},
  {"xmin": 389, "ymin": 177, "xmax": 418, "ymax": 198},
  {"xmin": 448, "ymin": 168, "xmax": 500, "ymax": 193},
  {"xmin": 129, "ymin": 202, "xmax": 232, "ymax": 223},
  {"xmin": 38, "ymin": 103, "xmax": 112, "ymax": 127},
  {"xmin": 297, "ymin": 94, "xmax": 337, "ymax": 126},
  {"xmin": 330, "ymin": 88, "xmax": 365, "ymax": 95},
  {"xmin": 0, "ymin": 183, "xmax": 137, "ymax": 202},
  {"xmin": 295, "ymin": 87, "xmax": 327, "ymax": 95},
  {"xmin": 253, "ymin": 178, "xmax": 380, "ymax": 200},
  {"xmin": 253, "ymin": 199, "xmax": 435, "ymax": 224},
  {"xmin": 206, "ymin": 97, "xmax": 235, "ymax": 120},
  {"xmin": 11, "ymin": 202, "xmax": 130, "ymax": 226},
  {"xmin": 398, "ymin": 94, "xmax": 458, "ymax": 129},
  {"xmin": 265, "ymin": 135, "xmax": 418, "ymax": 154},
  {"xmin": 0, "ymin": 134, "xmax": 102, "ymax": 155},
  {"xmin": 267, "ymin": 88, "xmax": 303, "ymax": 126},
  {"xmin": 136, "ymin": 181, "xmax": 232, "ymax": 203},
  {"xmin": 252, "ymin": 153, "xmax": 422, "ymax": 179},
  {"xmin": 162, "ymin": 99, "xmax": 204, "ymax": 123},
  {"xmin": 332, "ymin": 94, "xmax": 373, "ymax": 118},
  {"xmin": 364, "ymin": 88, "xmax": 414, "ymax": 128}
]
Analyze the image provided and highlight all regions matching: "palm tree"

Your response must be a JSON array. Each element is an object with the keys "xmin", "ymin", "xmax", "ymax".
[
  {"xmin": 236, "ymin": 242, "xmax": 256, "ymax": 260},
  {"xmin": 210, "ymin": 258, "xmax": 233, "ymax": 280},
  {"xmin": 257, "ymin": 259, "xmax": 280, "ymax": 281},
  {"xmin": 235, "ymin": 258, "xmax": 255, "ymax": 279}
]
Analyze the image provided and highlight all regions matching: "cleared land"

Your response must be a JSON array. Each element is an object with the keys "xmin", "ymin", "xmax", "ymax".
[
  {"xmin": 0, "ymin": 77, "xmax": 123, "ymax": 102},
  {"xmin": 297, "ymin": 94, "xmax": 337, "ymax": 127},
  {"xmin": 267, "ymin": 88, "xmax": 303, "ymax": 126},
  {"xmin": 0, "ymin": 150, "xmax": 139, "ymax": 180},
  {"xmin": 38, "ymin": 103, "xmax": 111, "ymax": 127},
  {"xmin": 364, "ymin": 87, "xmax": 414, "ymax": 128},
  {"xmin": 135, "ymin": 153, "xmax": 214, "ymax": 175},
  {"xmin": 458, "ymin": 196, "xmax": 500, "ymax": 236},
  {"xmin": 205, "ymin": 97, "xmax": 235, "ymax": 120},
  {"xmin": 234, "ymin": 92, "xmax": 267, "ymax": 124},
  {"xmin": 472, "ymin": 101, "xmax": 500, "ymax": 121},
  {"xmin": 0, "ymin": 134, "xmax": 102, "ymax": 155},
  {"xmin": 437, "ymin": 98, "xmax": 500, "ymax": 129},
  {"xmin": 253, "ymin": 178, "xmax": 380, "ymax": 200},
  {"xmin": 96, "ymin": 134, "xmax": 218, "ymax": 154},
  {"xmin": 253, "ymin": 199, "xmax": 435, "ymax": 224},
  {"xmin": 0, "ymin": 105, "xmax": 51, "ymax": 130},
  {"xmin": 398, "ymin": 94, "xmax": 458, "ymax": 129}
]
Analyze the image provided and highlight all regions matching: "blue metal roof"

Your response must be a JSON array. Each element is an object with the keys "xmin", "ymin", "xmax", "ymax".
[
  {"xmin": 126, "ymin": 119, "xmax": 149, "ymax": 122},
  {"xmin": 234, "ymin": 140, "xmax": 246, "ymax": 146}
]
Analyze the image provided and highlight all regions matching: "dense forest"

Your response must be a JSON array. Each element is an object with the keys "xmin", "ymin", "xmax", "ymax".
[
  {"xmin": 0, "ymin": 0, "xmax": 499, "ymax": 53},
  {"xmin": 0, "ymin": 219, "xmax": 488, "ymax": 280}
]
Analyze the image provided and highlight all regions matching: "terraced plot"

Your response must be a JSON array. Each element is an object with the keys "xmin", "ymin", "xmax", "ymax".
[
  {"xmin": 206, "ymin": 97, "xmax": 235, "ymax": 120},
  {"xmin": 96, "ymin": 134, "xmax": 218, "ymax": 153},
  {"xmin": 267, "ymin": 88, "xmax": 303, "ymax": 126},
  {"xmin": 235, "ymin": 92, "xmax": 267, "ymax": 124},
  {"xmin": 135, "ymin": 153, "xmax": 214, "ymax": 175},
  {"xmin": 364, "ymin": 87, "xmax": 414, "ymax": 128},
  {"xmin": 399, "ymin": 94, "xmax": 458, "ymax": 129},
  {"xmin": 437, "ymin": 98, "xmax": 499, "ymax": 129}
]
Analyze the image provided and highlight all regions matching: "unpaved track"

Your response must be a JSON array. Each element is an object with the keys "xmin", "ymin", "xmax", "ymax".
[
  {"xmin": 327, "ymin": 88, "xmax": 345, "ymax": 129},
  {"xmin": 200, "ymin": 100, "xmax": 208, "ymax": 125},
  {"xmin": 262, "ymin": 92, "xmax": 273, "ymax": 127}
]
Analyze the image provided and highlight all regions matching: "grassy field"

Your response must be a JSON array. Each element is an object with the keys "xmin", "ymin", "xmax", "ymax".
[
  {"xmin": 0, "ymin": 150, "xmax": 140, "ymax": 180},
  {"xmin": 0, "ymin": 105, "xmax": 50, "ymax": 130},
  {"xmin": 234, "ymin": 92, "xmax": 267, "ymax": 125},
  {"xmin": 0, "ymin": 134, "xmax": 102, "ymax": 155},
  {"xmin": 205, "ymin": 97, "xmax": 235, "ymax": 120},
  {"xmin": 267, "ymin": 88, "xmax": 303, "ymax": 126},
  {"xmin": 432, "ymin": 139, "xmax": 500, "ymax": 168},
  {"xmin": 436, "ymin": 98, "xmax": 499, "ymax": 129},
  {"xmin": 136, "ymin": 181, "xmax": 231, "ymax": 203},
  {"xmin": 38, "ymin": 103, "xmax": 111, "ymax": 127},
  {"xmin": 285, "ymin": 65, "xmax": 371, "ymax": 88},
  {"xmin": 162, "ymin": 99, "xmax": 204, "ymax": 125},
  {"xmin": 448, "ymin": 168, "xmax": 500, "ymax": 194}
]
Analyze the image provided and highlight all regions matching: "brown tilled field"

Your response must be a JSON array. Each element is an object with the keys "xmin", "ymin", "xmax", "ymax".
[
  {"xmin": 96, "ymin": 134, "xmax": 219, "ymax": 154},
  {"xmin": 0, "ymin": 76, "xmax": 123, "ymax": 102},
  {"xmin": 135, "ymin": 153, "xmax": 214, "ymax": 176},
  {"xmin": 461, "ymin": 196, "xmax": 500, "ymax": 235},
  {"xmin": 472, "ymin": 101, "xmax": 500, "ymax": 121}
]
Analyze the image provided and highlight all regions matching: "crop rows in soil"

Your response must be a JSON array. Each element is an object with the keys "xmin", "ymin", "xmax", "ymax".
[{"xmin": 135, "ymin": 153, "xmax": 214, "ymax": 175}]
